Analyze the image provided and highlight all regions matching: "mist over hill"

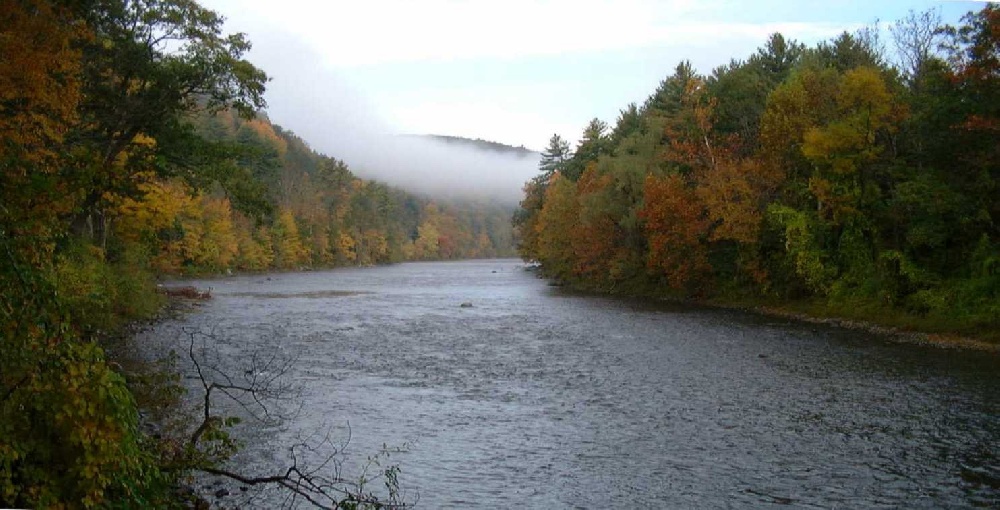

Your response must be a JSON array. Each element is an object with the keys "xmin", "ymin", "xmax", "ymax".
[
  {"xmin": 328, "ymin": 133, "xmax": 542, "ymax": 206},
  {"xmin": 406, "ymin": 134, "xmax": 539, "ymax": 158}
]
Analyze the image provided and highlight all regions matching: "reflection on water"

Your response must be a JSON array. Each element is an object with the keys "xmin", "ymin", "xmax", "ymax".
[{"xmin": 140, "ymin": 259, "xmax": 1000, "ymax": 508}]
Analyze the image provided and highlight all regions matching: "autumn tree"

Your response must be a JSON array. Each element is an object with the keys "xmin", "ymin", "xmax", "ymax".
[
  {"xmin": 641, "ymin": 173, "xmax": 710, "ymax": 293},
  {"xmin": 534, "ymin": 174, "xmax": 579, "ymax": 280},
  {"xmin": 572, "ymin": 164, "xmax": 622, "ymax": 284},
  {"xmin": 940, "ymin": 4, "xmax": 1000, "ymax": 235},
  {"xmin": 68, "ymin": 0, "xmax": 268, "ymax": 246},
  {"xmin": 272, "ymin": 209, "xmax": 309, "ymax": 269},
  {"xmin": 514, "ymin": 134, "xmax": 570, "ymax": 261},
  {"xmin": 0, "ymin": 0, "xmax": 86, "ymax": 259},
  {"xmin": 800, "ymin": 66, "xmax": 903, "ymax": 226}
]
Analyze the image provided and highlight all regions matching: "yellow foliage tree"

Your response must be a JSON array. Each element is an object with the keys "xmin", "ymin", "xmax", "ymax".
[
  {"xmin": 335, "ymin": 231, "xmax": 357, "ymax": 264},
  {"xmin": 801, "ymin": 66, "xmax": 903, "ymax": 225},
  {"xmin": 358, "ymin": 229, "xmax": 389, "ymax": 265},
  {"xmin": 412, "ymin": 222, "xmax": 441, "ymax": 260},
  {"xmin": 189, "ymin": 196, "xmax": 238, "ymax": 270},
  {"xmin": 535, "ymin": 173, "xmax": 579, "ymax": 280},
  {"xmin": 234, "ymin": 217, "xmax": 274, "ymax": 270},
  {"xmin": 272, "ymin": 210, "xmax": 309, "ymax": 269},
  {"xmin": 474, "ymin": 233, "xmax": 495, "ymax": 258}
]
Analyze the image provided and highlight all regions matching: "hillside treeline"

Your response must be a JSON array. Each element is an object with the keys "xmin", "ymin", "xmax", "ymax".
[
  {"xmin": 131, "ymin": 110, "xmax": 517, "ymax": 273},
  {"xmin": 1, "ymin": 0, "xmax": 510, "ymax": 507},
  {"xmin": 516, "ymin": 6, "xmax": 999, "ymax": 335}
]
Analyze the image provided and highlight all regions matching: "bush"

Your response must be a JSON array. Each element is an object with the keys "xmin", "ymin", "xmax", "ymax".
[
  {"xmin": 52, "ymin": 243, "xmax": 163, "ymax": 335},
  {"xmin": 1, "ymin": 242, "xmax": 174, "ymax": 508}
]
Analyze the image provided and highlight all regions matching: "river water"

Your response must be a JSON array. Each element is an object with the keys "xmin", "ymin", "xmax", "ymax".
[{"xmin": 141, "ymin": 259, "xmax": 1000, "ymax": 508}]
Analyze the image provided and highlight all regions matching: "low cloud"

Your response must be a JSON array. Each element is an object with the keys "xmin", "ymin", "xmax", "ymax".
[
  {"xmin": 340, "ymin": 135, "xmax": 540, "ymax": 204},
  {"xmin": 247, "ymin": 31, "xmax": 542, "ymax": 205}
]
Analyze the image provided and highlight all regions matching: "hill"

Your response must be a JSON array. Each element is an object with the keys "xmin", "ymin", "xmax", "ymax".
[{"xmin": 410, "ymin": 134, "xmax": 539, "ymax": 158}]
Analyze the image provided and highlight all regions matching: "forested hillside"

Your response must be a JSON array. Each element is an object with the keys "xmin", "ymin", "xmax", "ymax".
[
  {"xmin": 128, "ymin": 110, "xmax": 518, "ymax": 273},
  {"xmin": 0, "ymin": 0, "xmax": 512, "ymax": 507},
  {"xmin": 517, "ymin": 6, "xmax": 999, "ymax": 337}
]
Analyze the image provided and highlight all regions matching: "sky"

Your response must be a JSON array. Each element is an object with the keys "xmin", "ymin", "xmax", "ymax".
[{"xmin": 197, "ymin": 0, "xmax": 988, "ymax": 202}]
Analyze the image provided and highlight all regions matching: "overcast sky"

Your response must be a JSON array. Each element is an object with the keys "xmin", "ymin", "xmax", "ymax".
[{"xmin": 196, "ymin": 0, "xmax": 986, "ymax": 202}]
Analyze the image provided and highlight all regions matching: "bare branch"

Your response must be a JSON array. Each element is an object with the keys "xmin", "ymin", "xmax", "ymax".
[
  {"xmin": 173, "ymin": 326, "xmax": 409, "ymax": 509},
  {"xmin": 890, "ymin": 8, "xmax": 944, "ymax": 83}
]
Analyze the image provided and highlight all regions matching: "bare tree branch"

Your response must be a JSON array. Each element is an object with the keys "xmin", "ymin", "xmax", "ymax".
[{"xmin": 170, "ymin": 327, "xmax": 409, "ymax": 509}]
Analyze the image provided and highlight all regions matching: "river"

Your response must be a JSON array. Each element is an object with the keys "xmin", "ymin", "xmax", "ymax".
[{"xmin": 139, "ymin": 259, "xmax": 1000, "ymax": 508}]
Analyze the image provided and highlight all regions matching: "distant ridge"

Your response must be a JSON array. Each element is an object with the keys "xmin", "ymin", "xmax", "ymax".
[{"xmin": 402, "ymin": 134, "xmax": 539, "ymax": 157}]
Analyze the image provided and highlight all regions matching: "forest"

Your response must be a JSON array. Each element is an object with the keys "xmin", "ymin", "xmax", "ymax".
[
  {"xmin": 516, "ymin": 5, "xmax": 999, "ymax": 339},
  {"xmin": 1, "ymin": 0, "xmax": 513, "ymax": 507}
]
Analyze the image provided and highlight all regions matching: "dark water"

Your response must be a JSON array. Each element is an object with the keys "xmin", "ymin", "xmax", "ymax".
[{"xmin": 141, "ymin": 259, "xmax": 1000, "ymax": 508}]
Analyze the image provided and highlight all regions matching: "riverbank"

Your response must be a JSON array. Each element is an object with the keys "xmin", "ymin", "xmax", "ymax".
[
  {"xmin": 533, "ymin": 268, "xmax": 1000, "ymax": 353},
  {"xmin": 740, "ymin": 302, "xmax": 1000, "ymax": 353}
]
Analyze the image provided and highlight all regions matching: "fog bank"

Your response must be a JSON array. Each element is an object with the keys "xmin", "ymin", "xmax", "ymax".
[{"xmin": 248, "ymin": 31, "xmax": 542, "ymax": 205}]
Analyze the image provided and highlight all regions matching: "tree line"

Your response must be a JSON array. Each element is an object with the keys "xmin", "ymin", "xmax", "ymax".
[{"xmin": 516, "ymin": 6, "xmax": 999, "ymax": 336}]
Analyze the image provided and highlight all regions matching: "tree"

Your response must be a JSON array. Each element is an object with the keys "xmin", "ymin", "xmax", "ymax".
[
  {"xmin": 514, "ymin": 133, "xmax": 570, "ymax": 261},
  {"xmin": 563, "ymin": 118, "xmax": 610, "ymax": 181},
  {"xmin": 660, "ymin": 76, "xmax": 718, "ymax": 173},
  {"xmin": 709, "ymin": 34, "xmax": 804, "ymax": 154},
  {"xmin": 0, "ymin": 0, "xmax": 86, "ymax": 260},
  {"xmin": 751, "ymin": 33, "xmax": 805, "ymax": 82},
  {"xmin": 68, "ymin": 0, "xmax": 269, "ymax": 245},
  {"xmin": 644, "ymin": 60, "xmax": 698, "ymax": 117},
  {"xmin": 759, "ymin": 66, "xmax": 841, "ymax": 202},
  {"xmin": 890, "ymin": 9, "xmax": 944, "ymax": 85},
  {"xmin": 800, "ymin": 67, "xmax": 903, "ymax": 226},
  {"xmin": 572, "ymin": 164, "xmax": 621, "ymax": 284},
  {"xmin": 272, "ymin": 209, "xmax": 309, "ymax": 269},
  {"xmin": 535, "ymin": 174, "xmax": 579, "ymax": 280},
  {"xmin": 641, "ymin": 173, "xmax": 710, "ymax": 293},
  {"xmin": 147, "ymin": 328, "xmax": 407, "ymax": 508},
  {"xmin": 609, "ymin": 103, "xmax": 642, "ymax": 152},
  {"xmin": 513, "ymin": 178, "xmax": 546, "ymax": 261},
  {"xmin": 933, "ymin": 3, "xmax": 1000, "ymax": 279},
  {"xmin": 809, "ymin": 30, "xmax": 886, "ymax": 72},
  {"xmin": 538, "ymin": 133, "xmax": 571, "ymax": 178}
]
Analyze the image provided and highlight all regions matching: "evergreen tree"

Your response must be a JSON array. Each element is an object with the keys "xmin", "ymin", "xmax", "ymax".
[
  {"xmin": 564, "ymin": 118, "xmax": 609, "ymax": 181},
  {"xmin": 610, "ymin": 103, "xmax": 642, "ymax": 152},
  {"xmin": 644, "ymin": 60, "xmax": 698, "ymax": 116},
  {"xmin": 538, "ymin": 133, "xmax": 571, "ymax": 178}
]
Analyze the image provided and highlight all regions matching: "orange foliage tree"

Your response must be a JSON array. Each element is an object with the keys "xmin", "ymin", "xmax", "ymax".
[
  {"xmin": 641, "ymin": 173, "xmax": 711, "ymax": 292},
  {"xmin": 572, "ymin": 163, "xmax": 621, "ymax": 283},
  {"xmin": 0, "ymin": 0, "xmax": 86, "ymax": 260}
]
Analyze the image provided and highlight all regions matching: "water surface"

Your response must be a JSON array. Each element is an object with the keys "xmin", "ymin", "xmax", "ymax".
[{"xmin": 142, "ymin": 259, "xmax": 1000, "ymax": 508}]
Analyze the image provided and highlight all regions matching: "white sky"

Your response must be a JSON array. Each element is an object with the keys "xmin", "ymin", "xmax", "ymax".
[{"xmin": 197, "ymin": 0, "xmax": 984, "ymax": 200}]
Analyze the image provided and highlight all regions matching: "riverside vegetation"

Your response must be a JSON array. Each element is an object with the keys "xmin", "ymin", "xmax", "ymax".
[
  {"xmin": 1, "ymin": 0, "xmax": 513, "ymax": 507},
  {"xmin": 515, "ymin": 6, "xmax": 999, "ymax": 343}
]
